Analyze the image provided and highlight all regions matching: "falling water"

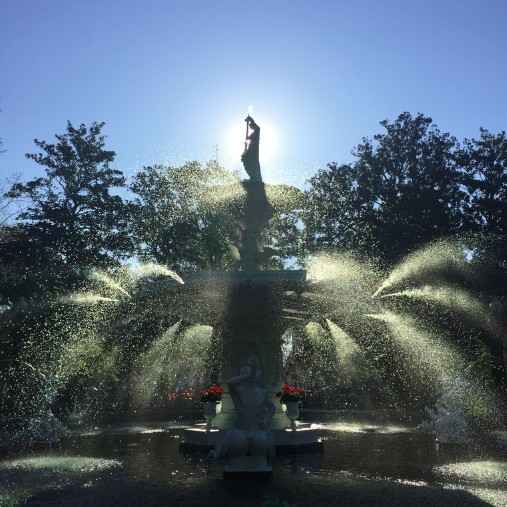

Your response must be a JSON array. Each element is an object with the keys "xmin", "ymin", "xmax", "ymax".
[
  {"xmin": 133, "ymin": 262, "xmax": 185, "ymax": 285},
  {"xmin": 382, "ymin": 286, "xmax": 503, "ymax": 342},
  {"xmin": 94, "ymin": 272, "xmax": 132, "ymax": 298},
  {"xmin": 365, "ymin": 311, "xmax": 464, "ymax": 392},
  {"xmin": 62, "ymin": 293, "xmax": 119, "ymax": 304},
  {"xmin": 129, "ymin": 322, "xmax": 212, "ymax": 410}
]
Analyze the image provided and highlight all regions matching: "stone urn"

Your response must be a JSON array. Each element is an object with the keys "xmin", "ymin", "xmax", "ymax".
[
  {"xmin": 201, "ymin": 402, "xmax": 218, "ymax": 431},
  {"xmin": 284, "ymin": 401, "xmax": 301, "ymax": 430}
]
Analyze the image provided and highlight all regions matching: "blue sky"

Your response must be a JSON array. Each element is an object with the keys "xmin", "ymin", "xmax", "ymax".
[{"xmin": 1, "ymin": 0, "xmax": 507, "ymax": 190}]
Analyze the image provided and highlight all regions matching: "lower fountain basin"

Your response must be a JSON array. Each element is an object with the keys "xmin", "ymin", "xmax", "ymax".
[
  {"xmin": 180, "ymin": 424, "xmax": 323, "ymax": 455},
  {"xmin": 2, "ymin": 416, "xmax": 507, "ymax": 507}
]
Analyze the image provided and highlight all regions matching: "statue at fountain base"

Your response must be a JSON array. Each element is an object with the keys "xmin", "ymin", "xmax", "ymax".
[
  {"xmin": 420, "ymin": 406, "xmax": 468, "ymax": 444},
  {"xmin": 180, "ymin": 314, "xmax": 322, "ymax": 456},
  {"xmin": 419, "ymin": 376, "xmax": 468, "ymax": 444},
  {"xmin": 29, "ymin": 409, "xmax": 68, "ymax": 443},
  {"xmin": 207, "ymin": 357, "xmax": 276, "ymax": 475}
]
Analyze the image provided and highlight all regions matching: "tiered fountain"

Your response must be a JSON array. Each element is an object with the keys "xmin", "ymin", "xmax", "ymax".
[{"xmin": 171, "ymin": 116, "xmax": 322, "ymax": 459}]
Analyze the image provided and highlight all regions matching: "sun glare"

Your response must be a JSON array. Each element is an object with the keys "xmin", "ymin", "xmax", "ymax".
[{"xmin": 227, "ymin": 120, "xmax": 276, "ymax": 164}]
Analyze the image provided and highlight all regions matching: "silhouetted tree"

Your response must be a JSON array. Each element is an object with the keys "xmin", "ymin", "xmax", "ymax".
[
  {"xmin": 129, "ymin": 161, "xmax": 238, "ymax": 272},
  {"xmin": 458, "ymin": 129, "xmax": 507, "ymax": 391},
  {"xmin": 459, "ymin": 129, "xmax": 507, "ymax": 294},
  {"xmin": 0, "ymin": 173, "xmax": 24, "ymax": 226},
  {"xmin": 461, "ymin": 129, "xmax": 507, "ymax": 236},
  {"xmin": 304, "ymin": 113, "xmax": 465, "ymax": 269},
  {"xmin": 0, "ymin": 224, "xmax": 49, "ymax": 308},
  {"xmin": 8, "ymin": 121, "xmax": 132, "ymax": 269}
]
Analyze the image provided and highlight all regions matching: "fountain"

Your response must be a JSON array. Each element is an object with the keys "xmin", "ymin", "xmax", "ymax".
[
  {"xmin": 1, "ymin": 115, "xmax": 507, "ymax": 504},
  {"xmin": 170, "ymin": 115, "xmax": 323, "ymax": 467}
]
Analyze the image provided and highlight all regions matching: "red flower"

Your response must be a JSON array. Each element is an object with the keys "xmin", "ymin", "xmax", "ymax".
[
  {"xmin": 277, "ymin": 382, "xmax": 305, "ymax": 403},
  {"xmin": 200, "ymin": 384, "xmax": 223, "ymax": 402}
]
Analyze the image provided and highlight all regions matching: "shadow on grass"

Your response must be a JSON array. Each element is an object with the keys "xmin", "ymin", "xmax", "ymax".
[{"xmin": 1, "ymin": 463, "xmax": 503, "ymax": 507}]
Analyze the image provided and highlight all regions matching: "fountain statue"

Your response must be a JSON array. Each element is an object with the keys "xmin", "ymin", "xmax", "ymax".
[
  {"xmin": 28, "ymin": 368, "xmax": 67, "ymax": 443},
  {"xmin": 241, "ymin": 115, "xmax": 262, "ymax": 182},
  {"xmin": 419, "ymin": 376, "xmax": 468, "ymax": 443},
  {"xmin": 207, "ymin": 356, "xmax": 276, "ymax": 476}
]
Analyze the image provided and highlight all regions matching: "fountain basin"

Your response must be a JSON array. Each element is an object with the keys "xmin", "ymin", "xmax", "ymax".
[
  {"xmin": 180, "ymin": 425, "xmax": 323, "ymax": 455},
  {"xmin": 2, "ymin": 415, "xmax": 507, "ymax": 507}
]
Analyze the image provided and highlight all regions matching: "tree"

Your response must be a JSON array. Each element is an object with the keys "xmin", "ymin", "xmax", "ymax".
[
  {"xmin": 459, "ymin": 129, "xmax": 507, "ymax": 294},
  {"xmin": 0, "ymin": 173, "xmax": 24, "ymax": 226},
  {"xmin": 129, "ymin": 161, "xmax": 238, "ymax": 272},
  {"xmin": 461, "ymin": 129, "xmax": 507, "ymax": 237},
  {"xmin": 304, "ymin": 113, "xmax": 465, "ymax": 268},
  {"xmin": 456, "ymin": 129, "xmax": 507, "ymax": 391},
  {"xmin": 0, "ymin": 224, "xmax": 46, "ymax": 308},
  {"xmin": 8, "ymin": 121, "xmax": 131, "ymax": 269}
]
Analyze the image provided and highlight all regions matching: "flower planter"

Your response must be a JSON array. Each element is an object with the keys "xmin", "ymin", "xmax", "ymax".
[
  {"xmin": 284, "ymin": 401, "xmax": 301, "ymax": 430},
  {"xmin": 201, "ymin": 402, "xmax": 218, "ymax": 431}
]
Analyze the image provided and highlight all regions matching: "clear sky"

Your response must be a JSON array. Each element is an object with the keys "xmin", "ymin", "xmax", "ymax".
[{"xmin": 1, "ymin": 0, "xmax": 507, "ymax": 190}]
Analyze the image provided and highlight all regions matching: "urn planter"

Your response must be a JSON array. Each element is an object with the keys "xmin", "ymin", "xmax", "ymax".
[
  {"xmin": 283, "ymin": 401, "xmax": 301, "ymax": 430},
  {"xmin": 201, "ymin": 402, "xmax": 218, "ymax": 431}
]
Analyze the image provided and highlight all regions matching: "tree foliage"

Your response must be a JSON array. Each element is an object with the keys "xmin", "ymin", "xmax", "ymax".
[
  {"xmin": 459, "ymin": 129, "xmax": 507, "ymax": 295},
  {"xmin": 128, "ymin": 161, "xmax": 238, "ymax": 272},
  {"xmin": 0, "ymin": 173, "xmax": 24, "ymax": 226},
  {"xmin": 303, "ymin": 115, "xmax": 507, "ymax": 394},
  {"xmin": 461, "ymin": 129, "xmax": 507, "ymax": 236},
  {"xmin": 0, "ymin": 224, "xmax": 43, "ymax": 308},
  {"xmin": 8, "ymin": 121, "xmax": 131, "ymax": 269},
  {"xmin": 304, "ymin": 113, "xmax": 465, "ymax": 268}
]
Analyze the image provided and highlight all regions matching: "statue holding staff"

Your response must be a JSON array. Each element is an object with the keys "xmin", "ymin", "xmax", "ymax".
[{"xmin": 241, "ymin": 116, "xmax": 262, "ymax": 182}]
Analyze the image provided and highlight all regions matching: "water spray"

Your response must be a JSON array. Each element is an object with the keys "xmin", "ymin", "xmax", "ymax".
[
  {"xmin": 0, "ymin": 359, "xmax": 36, "ymax": 370},
  {"xmin": 136, "ymin": 263, "xmax": 184, "ymax": 285},
  {"xmin": 94, "ymin": 272, "xmax": 132, "ymax": 298}
]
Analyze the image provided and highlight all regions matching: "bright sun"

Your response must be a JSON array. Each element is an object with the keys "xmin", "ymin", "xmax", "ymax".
[{"xmin": 227, "ymin": 120, "xmax": 276, "ymax": 164}]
